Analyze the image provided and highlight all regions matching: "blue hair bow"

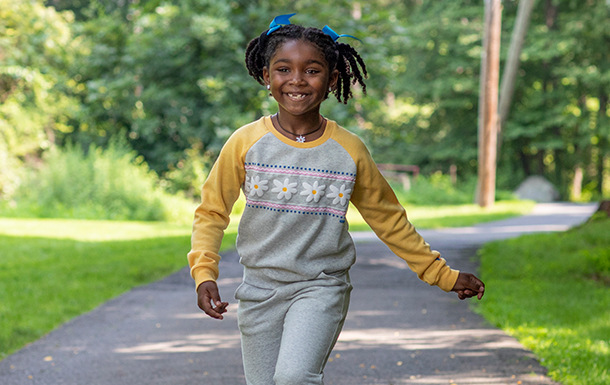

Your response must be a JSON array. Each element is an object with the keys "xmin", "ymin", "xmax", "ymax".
[
  {"xmin": 267, "ymin": 13, "xmax": 296, "ymax": 35},
  {"xmin": 322, "ymin": 25, "xmax": 362, "ymax": 43}
]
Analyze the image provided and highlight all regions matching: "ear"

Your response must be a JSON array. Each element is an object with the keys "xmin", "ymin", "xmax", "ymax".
[
  {"xmin": 263, "ymin": 66, "xmax": 270, "ymax": 86},
  {"xmin": 329, "ymin": 69, "xmax": 339, "ymax": 90}
]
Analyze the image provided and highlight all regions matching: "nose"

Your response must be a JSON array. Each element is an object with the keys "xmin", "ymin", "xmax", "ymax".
[{"xmin": 289, "ymin": 71, "xmax": 306, "ymax": 85}]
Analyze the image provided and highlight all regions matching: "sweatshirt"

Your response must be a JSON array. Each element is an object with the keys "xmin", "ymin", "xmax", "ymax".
[{"xmin": 188, "ymin": 116, "xmax": 459, "ymax": 291}]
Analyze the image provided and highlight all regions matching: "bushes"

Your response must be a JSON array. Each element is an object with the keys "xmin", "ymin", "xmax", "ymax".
[
  {"xmin": 1, "ymin": 143, "xmax": 521, "ymax": 222},
  {"xmin": 389, "ymin": 172, "xmax": 516, "ymax": 206},
  {"xmin": 2, "ymin": 141, "xmax": 195, "ymax": 223},
  {"xmin": 0, "ymin": 144, "xmax": 25, "ymax": 201}
]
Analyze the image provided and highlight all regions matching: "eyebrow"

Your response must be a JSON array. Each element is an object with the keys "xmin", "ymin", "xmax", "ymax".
[{"xmin": 272, "ymin": 58, "xmax": 326, "ymax": 66}]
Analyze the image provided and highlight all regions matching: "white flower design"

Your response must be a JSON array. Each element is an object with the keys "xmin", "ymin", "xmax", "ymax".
[
  {"xmin": 327, "ymin": 184, "xmax": 351, "ymax": 206},
  {"xmin": 248, "ymin": 175, "xmax": 269, "ymax": 197},
  {"xmin": 300, "ymin": 181, "xmax": 326, "ymax": 203},
  {"xmin": 271, "ymin": 178, "xmax": 298, "ymax": 200}
]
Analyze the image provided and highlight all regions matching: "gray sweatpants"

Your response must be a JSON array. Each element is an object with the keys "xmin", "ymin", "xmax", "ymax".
[{"xmin": 236, "ymin": 271, "xmax": 352, "ymax": 385}]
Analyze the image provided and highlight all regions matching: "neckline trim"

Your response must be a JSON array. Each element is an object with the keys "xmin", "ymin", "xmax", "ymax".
[{"xmin": 263, "ymin": 116, "xmax": 334, "ymax": 148}]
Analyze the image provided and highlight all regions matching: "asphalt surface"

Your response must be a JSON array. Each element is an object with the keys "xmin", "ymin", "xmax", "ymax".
[{"xmin": 0, "ymin": 202, "xmax": 598, "ymax": 385}]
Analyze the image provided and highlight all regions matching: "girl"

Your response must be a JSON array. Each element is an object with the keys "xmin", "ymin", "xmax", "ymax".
[{"xmin": 188, "ymin": 14, "xmax": 484, "ymax": 385}]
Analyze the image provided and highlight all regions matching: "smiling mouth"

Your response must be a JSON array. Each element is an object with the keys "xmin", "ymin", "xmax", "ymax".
[{"xmin": 287, "ymin": 93, "xmax": 307, "ymax": 100}]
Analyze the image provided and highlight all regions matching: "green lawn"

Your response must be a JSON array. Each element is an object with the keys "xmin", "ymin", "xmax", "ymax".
[
  {"xmin": 0, "ymin": 200, "xmax": 533, "ymax": 359},
  {"xmin": 476, "ymin": 216, "xmax": 610, "ymax": 385},
  {"xmin": 0, "ymin": 218, "xmax": 239, "ymax": 359},
  {"xmin": 0, "ymin": 234, "xmax": 190, "ymax": 357}
]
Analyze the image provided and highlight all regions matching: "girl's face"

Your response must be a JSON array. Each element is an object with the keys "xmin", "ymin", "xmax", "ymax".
[{"xmin": 263, "ymin": 39, "xmax": 338, "ymax": 119}]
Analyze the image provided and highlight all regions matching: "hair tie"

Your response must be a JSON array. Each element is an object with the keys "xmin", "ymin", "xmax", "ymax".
[
  {"xmin": 322, "ymin": 25, "xmax": 362, "ymax": 43},
  {"xmin": 267, "ymin": 13, "xmax": 296, "ymax": 35},
  {"xmin": 258, "ymin": 13, "xmax": 296, "ymax": 50}
]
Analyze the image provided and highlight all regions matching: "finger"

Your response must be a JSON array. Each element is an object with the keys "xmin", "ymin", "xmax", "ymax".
[
  {"xmin": 199, "ymin": 293, "xmax": 219, "ymax": 317},
  {"xmin": 203, "ymin": 299, "xmax": 225, "ymax": 320},
  {"xmin": 207, "ymin": 297, "xmax": 230, "ymax": 319},
  {"xmin": 465, "ymin": 275, "xmax": 485, "ymax": 298},
  {"xmin": 214, "ymin": 301, "xmax": 229, "ymax": 314},
  {"xmin": 207, "ymin": 309, "xmax": 225, "ymax": 319},
  {"xmin": 464, "ymin": 275, "xmax": 479, "ymax": 289},
  {"xmin": 197, "ymin": 286, "xmax": 226, "ymax": 320},
  {"xmin": 470, "ymin": 276, "xmax": 485, "ymax": 290},
  {"xmin": 214, "ymin": 299, "xmax": 229, "ymax": 308},
  {"xmin": 207, "ymin": 285, "xmax": 222, "ymax": 305},
  {"xmin": 471, "ymin": 278, "xmax": 485, "ymax": 300},
  {"xmin": 477, "ymin": 285, "xmax": 485, "ymax": 300}
]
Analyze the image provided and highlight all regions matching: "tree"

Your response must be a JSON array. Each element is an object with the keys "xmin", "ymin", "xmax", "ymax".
[
  {"xmin": 54, "ymin": 0, "xmax": 256, "ymax": 175},
  {"xmin": 59, "ymin": 0, "xmax": 365, "ymax": 177},
  {"xmin": 358, "ymin": 0, "xmax": 486, "ymax": 178},
  {"xmin": 502, "ymin": 0, "xmax": 610, "ymax": 199},
  {"xmin": 476, "ymin": 0, "xmax": 502, "ymax": 208},
  {"xmin": 498, "ymin": 0, "xmax": 537, "ymax": 145},
  {"xmin": 0, "ymin": 0, "xmax": 80, "ymax": 198},
  {"xmin": 4, "ymin": 0, "xmax": 608, "ymax": 203}
]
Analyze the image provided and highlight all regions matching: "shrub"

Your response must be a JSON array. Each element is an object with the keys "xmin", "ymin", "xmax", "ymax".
[
  {"xmin": 388, "ymin": 172, "xmax": 516, "ymax": 206},
  {"xmin": 7, "ymin": 140, "xmax": 195, "ymax": 223},
  {"xmin": 0, "ymin": 144, "xmax": 25, "ymax": 203},
  {"xmin": 161, "ymin": 142, "xmax": 211, "ymax": 200}
]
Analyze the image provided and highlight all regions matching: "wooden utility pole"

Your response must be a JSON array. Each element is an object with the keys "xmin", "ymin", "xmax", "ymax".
[
  {"xmin": 497, "ymin": 0, "xmax": 537, "ymax": 153},
  {"xmin": 477, "ymin": 0, "xmax": 502, "ymax": 208}
]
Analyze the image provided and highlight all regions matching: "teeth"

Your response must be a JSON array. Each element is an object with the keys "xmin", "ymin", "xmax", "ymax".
[{"xmin": 288, "ymin": 93, "xmax": 306, "ymax": 99}]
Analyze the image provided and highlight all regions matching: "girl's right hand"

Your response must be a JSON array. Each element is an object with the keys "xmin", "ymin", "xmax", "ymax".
[{"xmin": 197, "ymin": 281, "xmax": 229, "ymax": 320}]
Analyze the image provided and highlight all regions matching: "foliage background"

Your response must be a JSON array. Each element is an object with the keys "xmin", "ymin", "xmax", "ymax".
[{"xmin": 1, "ymin": 0, "xmax": 609, "ymax": 220}]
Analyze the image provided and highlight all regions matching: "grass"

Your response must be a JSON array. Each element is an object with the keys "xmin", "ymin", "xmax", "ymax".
[
  {"xmin": 0, "ymin": 217, "xmax": 239, "ymax": 359},
  {"xmin": 0, "ymin": 235, "xmax": 189, "ymax": 357},
  {"xmin": 476, "ymin": 216, "xmax": 610, "ymax": 385},
  {"xmin": 0, "ymin": 200, "xmax": 533, "ymax": 359}
]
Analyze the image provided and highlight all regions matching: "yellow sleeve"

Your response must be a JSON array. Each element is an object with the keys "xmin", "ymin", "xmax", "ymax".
[
  {"xmin": 336, "ymin": 129, "xmax": 459, "ymax": 292},
  {"xmin": 187, "ymin": 120, "xmax": 267, "ymax": 289}
]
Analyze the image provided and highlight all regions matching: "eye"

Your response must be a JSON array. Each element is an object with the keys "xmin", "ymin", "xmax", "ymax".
[{"xmin": 306, "ymin": 69, "xmax": 321, "ymax": 74}]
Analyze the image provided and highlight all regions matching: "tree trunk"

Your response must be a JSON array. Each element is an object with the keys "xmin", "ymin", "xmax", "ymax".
[
  {"xmin": 572, "ymin": 165, "xmax": 583, "ymax": 201},
  {"xmin": 497, "ymin": 0, "xmax": 537, "ymax": 153},
  {"xmin": 545, "ymin": 0, "xmax": 558, "ymax": 29},
  {"xmin": 536, "ymin": 151, "xmax": 545, "ymax": 175},
  {"xmin": 533, "ymin": 0, "xmax": 559, "ymax": 182},
  {"xmin": 598, "ymin": 90, "xmax": 608, "ymax": 195},
  {"xmin": 519, "ymin": 147, "xmax": 532, "ymax": 176},
  {"xmin": 598, "ymin": 150, "xmax": 606, "ymax": 196},
  {"xmin": 476, "ymin": 0, "xmax": 502, "ymax": 208},
  {"xmin": 554, "ymin": 126, "xmax": 564, "ymax": 198},
  {"xmin": 593, "ymin": 200, "xmax": 610, "ymax": 218}
]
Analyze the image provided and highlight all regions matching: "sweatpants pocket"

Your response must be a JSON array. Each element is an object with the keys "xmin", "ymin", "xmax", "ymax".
[
  {"xmin": 234, "ymin": 281, "xmax": 276, "ymax": 302},
  {"xmin": 317, "ymin": 270, "xmax": 352, "ymax": 290}
]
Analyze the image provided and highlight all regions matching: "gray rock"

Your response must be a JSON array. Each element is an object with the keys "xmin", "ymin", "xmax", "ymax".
[{"xmin": 514, "ymin": 175, "xmax": 560, "ymax": 202}]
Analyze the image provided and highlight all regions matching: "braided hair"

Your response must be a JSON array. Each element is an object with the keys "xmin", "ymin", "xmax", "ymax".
[{"xmin": 245, "ymin": 24, "xmax": 367, "ymax": 104}]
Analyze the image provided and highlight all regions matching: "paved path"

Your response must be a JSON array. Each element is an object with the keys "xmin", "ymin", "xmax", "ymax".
[{"xmin": 0, "ymin": 203, "xmax": 597, "ymax": 385}]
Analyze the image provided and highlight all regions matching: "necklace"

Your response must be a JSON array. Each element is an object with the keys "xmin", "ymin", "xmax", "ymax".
[{"xmin": 275, "ymin": 113, "xmax": 325, "ymax": 143}]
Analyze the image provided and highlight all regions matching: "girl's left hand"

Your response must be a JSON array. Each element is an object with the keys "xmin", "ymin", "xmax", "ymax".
[
  {"xmin": 197, "ymin": 281, "xmax": 229, "ymax": 319},
  {"xmin": 451, "ymin": 272, "xmax": 485, "ymax": 300}
]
